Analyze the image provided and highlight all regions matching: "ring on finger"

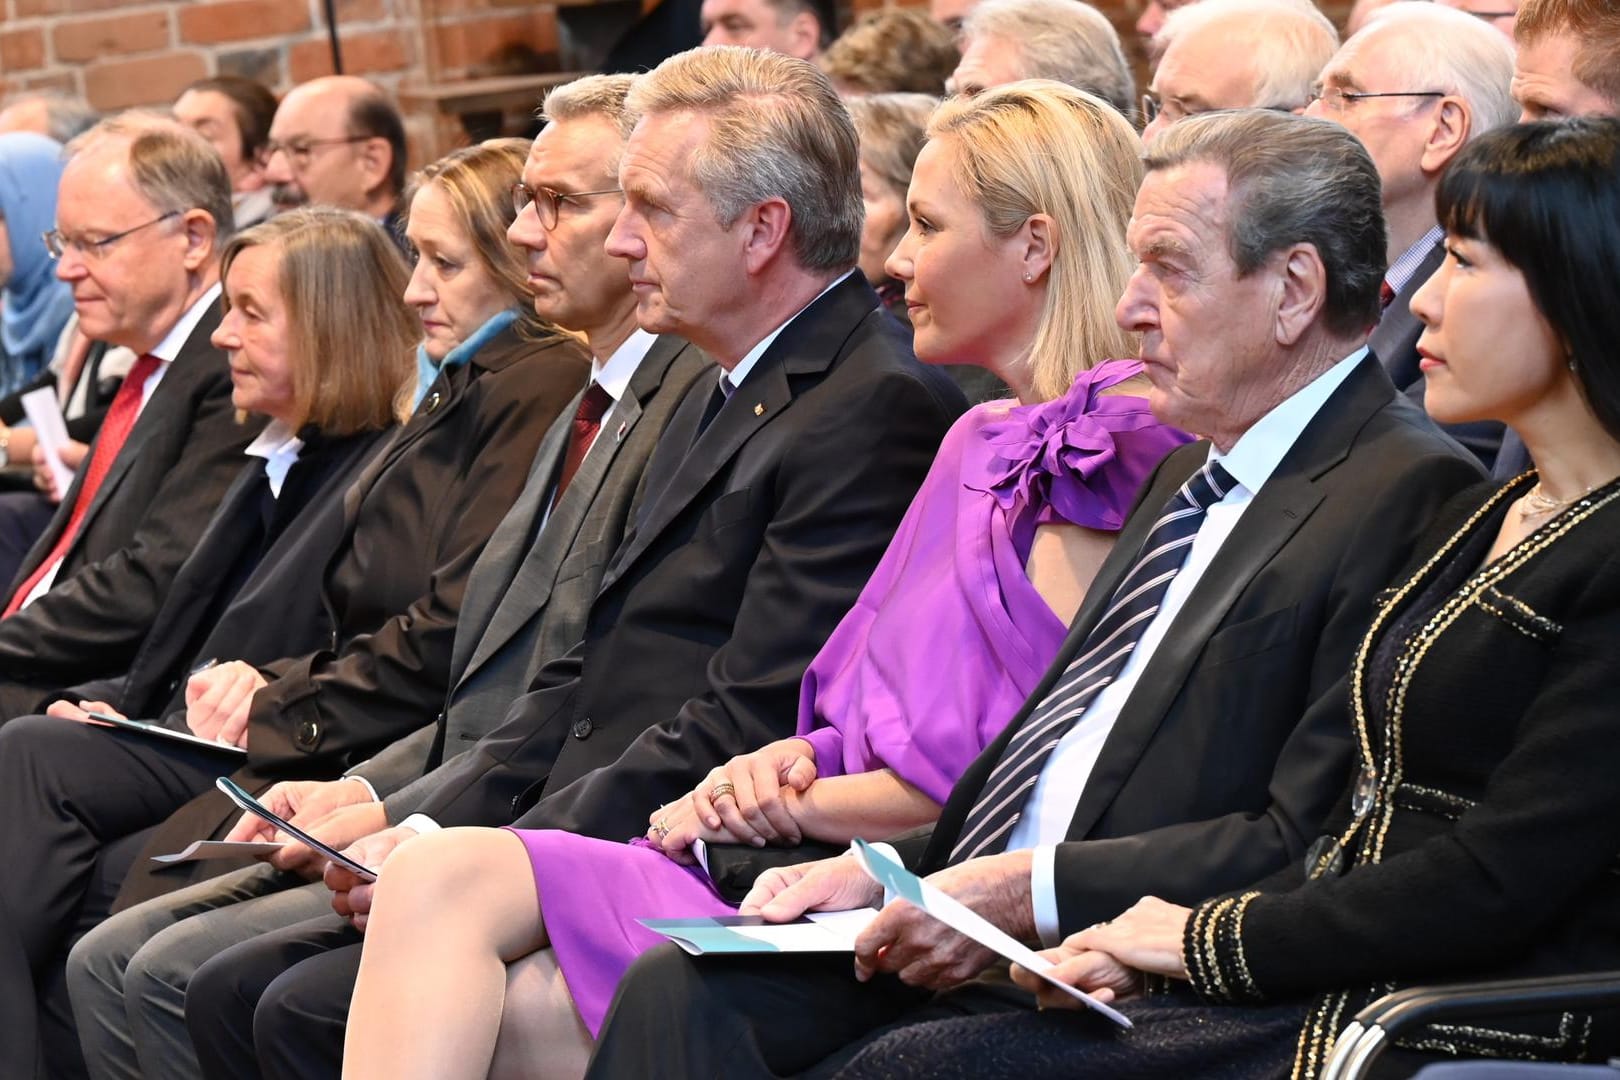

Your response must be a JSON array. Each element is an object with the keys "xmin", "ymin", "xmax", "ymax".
[
  {"xmin": 651, "ymin": 817, "xmax": 671, "ymax": 841},
  {"xmin": 709, "ymin": 780, "xmax": 737, "ymax": 802}
]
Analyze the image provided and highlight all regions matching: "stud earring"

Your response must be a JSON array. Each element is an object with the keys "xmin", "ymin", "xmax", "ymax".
[{"xmin": 1023, "ymin": 272, "xmax": 1033, "ymax": 283}]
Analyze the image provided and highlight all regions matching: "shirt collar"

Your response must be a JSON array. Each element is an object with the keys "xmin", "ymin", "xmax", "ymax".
[
  {"xmin": 723, "ymin": 270, "xmax": 853, "ymax": 393},
  {"xmin": 242, "ymin": 418, "xmax": 305, "ymax": 497},
  {"xmin": 1211, "ymin": 347, "xmax": 1368, "ymax": 495},
  {"xmin": 148, "ymin": 282, "xmax": 223, "ymax": 363},
  {"xmin": 591, "ymin": 328, "xmax": 657, "ymax": 405},
  {"xmin": 1384, "ymin": 226, "xmax": 1444, "ymax": 299}
]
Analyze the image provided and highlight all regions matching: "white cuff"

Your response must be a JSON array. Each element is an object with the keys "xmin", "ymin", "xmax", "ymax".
[
  {"xmin": 398, "ymin": 813, "xmax": 442, "ymax": 836},
  {"xmin": 1031, "ymin": 844, "xmax": 1061, "ymax": 947},
  {"xmin": 343, "ymin": 775, "xmax": 380, "ymax": 802}
]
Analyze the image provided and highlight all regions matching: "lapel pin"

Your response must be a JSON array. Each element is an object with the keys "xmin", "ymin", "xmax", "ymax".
[
  {"xmin": 615, "ymin": 421, "xmax": 628, "ymax": 442},
  {"xmin": 753, "ymin": 402, "xmax": 766, "ymax": 416}
]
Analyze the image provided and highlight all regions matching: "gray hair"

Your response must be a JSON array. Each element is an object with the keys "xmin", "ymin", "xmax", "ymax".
[
  {"xmin": 1160, "ymin": 0, "xmax": 1340, "ymax": 110},
  {"xmin": 1144, "ymin": 110, "xmax": 1386, "ymax": 338},
  {"xmin": 0, "ymin": 92, "xmax": 99, "ymax": 143},
  {"xmin": 541, "ymin": 74, "xmax": 639, "ymax": 174},
  {"xmin": 846, "ymin": 92, "xmax": 937, "ymax": 195},
  {"xmin": 1351, "ymin": 3, "xmax": 1518, "ymax": 133},
  {"xmin": 67, "ymin": 111, "xmax": 235, "ymax": 243},
  {"xmin": 625, "ymin": 46, "xmax": 862, "ymax": 273},
  {"xmin": 960, "ymin": 0, "xmax": 1135, "ymax": 116}
]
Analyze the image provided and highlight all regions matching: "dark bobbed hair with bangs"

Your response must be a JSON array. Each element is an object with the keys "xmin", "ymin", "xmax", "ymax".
[{"xmin": 1435, "ymin": 117, "xmax": 1620, "ymax": 442}]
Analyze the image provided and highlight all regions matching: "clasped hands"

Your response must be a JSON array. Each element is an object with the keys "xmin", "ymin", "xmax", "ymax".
[
  {"xmin": 44, "ymin": 658, "xmax": 267, "ymax": 748},
  {"xmin": 643, "ymin": 737, "xmax": 821, "ymax": 863}
]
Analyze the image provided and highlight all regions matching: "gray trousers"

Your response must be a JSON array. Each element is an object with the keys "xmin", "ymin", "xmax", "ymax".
[{"xmin": 65, "ymin": 863, "xmax": 331, "ymax": 1080}]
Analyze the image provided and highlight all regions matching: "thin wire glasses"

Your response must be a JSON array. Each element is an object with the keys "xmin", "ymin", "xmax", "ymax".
[
  {"xmin": 42, "ymin": 210, "xmax": 179, "ymax": 260},
  {"xmin": 511, "ymin": 182, "xmax": 623, "ymax": 230},
  {"xmin": 1306, "ymin": 87, "xmax": 1446, "ymax": 112},
  {"xmin": 262, "ymin": 135, "xmax": 372, "ymax": 169}
]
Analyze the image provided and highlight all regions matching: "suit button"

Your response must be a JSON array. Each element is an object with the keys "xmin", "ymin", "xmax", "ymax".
[
  {"xmin": 422, "ymin": 391, "xmax": 442, "ymax": 414},
  {"xmin": 295, "ymin": 720, "xmax": 320, "ymax": 750},
  {"xmin": 570, "ymin": 717, "xmax": 593, "ymax": 739}
]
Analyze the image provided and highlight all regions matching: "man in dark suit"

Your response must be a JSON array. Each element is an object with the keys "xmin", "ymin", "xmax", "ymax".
[
  {"xmin": 1306, "ymin": 1, "xmax": 1517, "ymax": 469},
  {"xmin": 63, "ymin": 74, "xmax": 713, "ymax": 1080},
  {"xmin": 584, "ymin": 110, "xmax": 1486, "ymax": 1080},
  {"xmin": 0, "ymin": 114, "xmax": 258, "ymax": 720},
  {"xmin": 180, "ymin": 47, "xmax": 965, "ymax": 1078}
]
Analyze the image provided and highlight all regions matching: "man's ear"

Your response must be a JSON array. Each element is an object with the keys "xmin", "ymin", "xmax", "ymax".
[
  {"xmin": 1272, "ymin": 242, "xmax": 1328, "ymax": 346},
  {"xmin": 1419, "ymin": 97, "xmax": 1471, "ymax": 177},
  {"xmin": 786, "ymin": 10, "xmax": 821, "ymax": 59},
  {"xmin": 355, "ymin": 136, "xmax": 394, "ymax": 198},
  {"xmin": 740, "ymin": 197, "xmax": 794, "ymax": 275},
  {"xmin": 179, "ymin": 209, "xmax": 218, "ymax": 273}
]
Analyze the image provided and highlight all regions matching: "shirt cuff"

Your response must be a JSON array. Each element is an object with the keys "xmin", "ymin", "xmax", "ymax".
[
  {"xmin": 343, "ymin": 775, "xmax": 380, "ymax": 802},
  {"xmin": 1031, "ymin": 844, "xmax": 1061, "ymax": 947},
  {"xmin": 398, "ymin": 813, "xmax": 442, "ymax": 836}
]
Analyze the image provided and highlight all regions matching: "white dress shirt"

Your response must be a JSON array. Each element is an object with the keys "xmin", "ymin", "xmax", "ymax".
[
  {"xmin": 243, "ymin": 420, "xmax": 305, "ymax": 497},
  {"xmin": 1015, "ymin": 348, "xmax": 1369, "ymax": 944},
  {"xmin": 21, "ymin": 283, "xmax": 224, "ymax": 608}
]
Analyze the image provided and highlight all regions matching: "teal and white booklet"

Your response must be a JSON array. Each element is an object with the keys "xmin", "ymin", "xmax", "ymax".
[{"xmin": 638, "ymin": 837, "xmax": 1131, "ymax": 1029}]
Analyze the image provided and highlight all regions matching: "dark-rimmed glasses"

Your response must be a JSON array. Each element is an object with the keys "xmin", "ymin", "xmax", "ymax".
[
  {"xmin": 1307, "ymin": 87, "xmax": 1446, "ymax": 112},
  {"xmin": 263, "ymin": 135, "xmax": 373, "ymax": 169},
  {"xmin": 511, "ymin": 182, "xmax": 623, "ymax": 230},
  {"xmin": 43, "ymin": 210, "xmax": 180, "ymax": 260}
]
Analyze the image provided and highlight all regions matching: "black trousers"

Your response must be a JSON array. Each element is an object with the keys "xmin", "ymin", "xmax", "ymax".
[
  {"xmin": 186, "ymin": 913, "xmax": 361, "ymax": 1080},
  {"xmin": 583, "ymin": 943, "xmax": 1055, "ymax": 1080},
  {"xmin": 0, "ymin": 714, "xmax": 232, "ymax": 1078}
]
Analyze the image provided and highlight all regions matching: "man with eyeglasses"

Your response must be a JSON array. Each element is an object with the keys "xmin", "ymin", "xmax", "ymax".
[
  {"xmin": 1139, "ymin": 0, "xmax": 1338, "ymax": 145},
  {"xmin": 0, "ymin": 110, "xmax": 262, "ymax": 1076},
  {"xmin": 261, "ymin": 76, "xmax": 407, "ymax": 251},
  {"xmin": 62, "ymin": 74, "xmax": 711, "ymax": 1080},
  {"xmin": 1306, "ymin": 2, "xmax": 1517, "ymax": 471}
]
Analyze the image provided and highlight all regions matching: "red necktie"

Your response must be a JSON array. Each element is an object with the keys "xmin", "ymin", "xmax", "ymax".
[
  {"xmin": 1379, "ymin": 280, "xmax": 1397, "ymax": 312},
  {"xmin": 4, "ymin": 352, "xmax": 164, "ymax": 616},
  {"xmin": 553, "ymin": 382, "xmax": 613, "ymax": 503}
]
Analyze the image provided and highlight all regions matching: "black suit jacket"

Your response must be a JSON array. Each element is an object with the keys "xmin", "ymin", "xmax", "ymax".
[
  {"xmin": 412, "ymin": 273, "xmax": 966, "ymax": 840},
  {"xmin": 913, "ymin": 354, "xmax": 1484, "ymax": 936},
  {"xmin": 1370, "ymin": 240, "xmax": 1503, "ymax": 470},
  {"xmin": 0, "ymin": 299, "xmax": 264, "ymax": 716},
  {"xmin": 113, "ymin": 327, "xmax": 589, "ymax": 907}
]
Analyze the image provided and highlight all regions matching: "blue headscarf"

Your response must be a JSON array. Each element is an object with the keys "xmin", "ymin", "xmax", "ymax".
[{"xmin": 0, "ymin": 132, "xmax": 75, "ymax": 388}]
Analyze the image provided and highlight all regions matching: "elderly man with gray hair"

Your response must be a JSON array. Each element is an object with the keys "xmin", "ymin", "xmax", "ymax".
[
  {"xmin": 947, "ymin": 0, "xmax": 1135, "ymax": 116},
  {"xmin": 1308, "ymin": 1, "xmax": 1517, "ymax": 469},
  {"xmin": 1142, "ymin": 0, "xmax": 1339, "ymax": 143},
  {"xmin": 587, "ymin": 108, "xmax": 1483, "ymax": 1080}
]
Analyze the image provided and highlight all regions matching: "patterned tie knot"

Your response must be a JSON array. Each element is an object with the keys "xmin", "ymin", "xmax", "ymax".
[
  {"xmin": 1176, "ymin": 459, "xmax": 1236, "ymax": 515},
  {"xmin": 577, "ymin": 382, "xmax": 613, "ymax": 424}
]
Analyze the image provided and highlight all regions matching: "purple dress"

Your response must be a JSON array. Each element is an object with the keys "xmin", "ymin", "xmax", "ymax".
[{"xmin": 509, "ymin": 359, "xmax": 1190, "ymax": 1034}]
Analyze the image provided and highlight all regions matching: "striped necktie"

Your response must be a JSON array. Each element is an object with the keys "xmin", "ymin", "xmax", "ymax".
[{"xmin": 949, "ymin": 458, "xmax": 1237, "ymax": 863}]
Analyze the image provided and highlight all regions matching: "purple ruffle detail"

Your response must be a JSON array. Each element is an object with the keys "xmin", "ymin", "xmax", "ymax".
[{"xmin": 969, "ymin": 359, "xmax": 1148, "ymax": 533}]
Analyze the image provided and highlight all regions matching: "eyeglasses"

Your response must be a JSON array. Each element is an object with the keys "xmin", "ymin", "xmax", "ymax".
[
  {"xmin": 43, "ymin": 210, "xmax": 180, "ymax": 260},
  {"xmin": 1140, "ymin": 92, "xmax": 1299, "ymax": 127},
  {"xmin": 511, "ymin": 182, "xmax": 622, "ymax": 230},
  {"xmin": 1306, "ymin": 87, "xmax": 1445, "ymax": 112},
  {"xmin": 262, "ymin": 135, "xmax": 372, "ymax": 169}
]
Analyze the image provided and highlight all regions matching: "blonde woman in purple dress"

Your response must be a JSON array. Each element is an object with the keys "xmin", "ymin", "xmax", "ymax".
[{"xmin": 341, "ymin": 82, "xmax": 1190, "ymax": 1080}]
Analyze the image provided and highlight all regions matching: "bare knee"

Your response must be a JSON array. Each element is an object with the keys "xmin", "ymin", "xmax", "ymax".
[{"xmin": 369, "ymin": 828, "xmax": 540, "ymax": 954}]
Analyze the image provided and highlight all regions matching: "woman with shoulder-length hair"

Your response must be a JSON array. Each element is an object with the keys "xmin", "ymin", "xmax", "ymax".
[
  {"xmin": 340, "ymin": 82, "xmax": 1190, "ymax": 1080},
  {"xmin": 828, "ymin": 117, "xmax": 1620, "ymax": 1080},
  {"xmin": 0, "ymin": 142, "xmax": 590, "ymax": 1062},
  {"xmin": 94, "ymin": 136, "xmax": 592, "ymax": 911}
]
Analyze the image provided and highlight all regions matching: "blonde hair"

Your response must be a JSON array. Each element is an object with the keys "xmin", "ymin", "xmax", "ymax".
[
  {"xmin": 220, "ymin": 208, "xmax": 416, "ymax": 434},
  {"xmin": 928, "ymin": 81, "xmax": 1141, "ymax": 401},
  {"xmin": 67, "ymin": 111, "xmax": 235, "ymax": 243},
  {"xmin": 626, "ymin": 46, "xmax": 862, "ymax": 272},
  {"xmin": 405, "ymin": 138, "xmax": 569, "ymax": 346},
  {"xmin": 820, "ymin": 9, "xmax": 961, "ymax": 96}
]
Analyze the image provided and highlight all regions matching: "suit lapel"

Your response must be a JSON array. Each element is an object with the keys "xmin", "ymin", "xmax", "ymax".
[
  {"xmin": 598, "ymin": 278, "xmax": 873, "ymax": 592},
  {"xmin": 1369, "ymin": 241, "xmax": 1444, "ymax": 392},
  {"xmin": 76, "ymin": 301, "xmax": 224, "ymax": 530},
  {"xmin": 1061, "ymin": 356, "xmax": 1389, "ymax": 840}
]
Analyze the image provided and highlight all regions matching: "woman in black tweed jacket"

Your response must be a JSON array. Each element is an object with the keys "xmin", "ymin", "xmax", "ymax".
[{"xmin": 829, "ymin": 118, "xmax": 1620, "ymax": 1080}]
